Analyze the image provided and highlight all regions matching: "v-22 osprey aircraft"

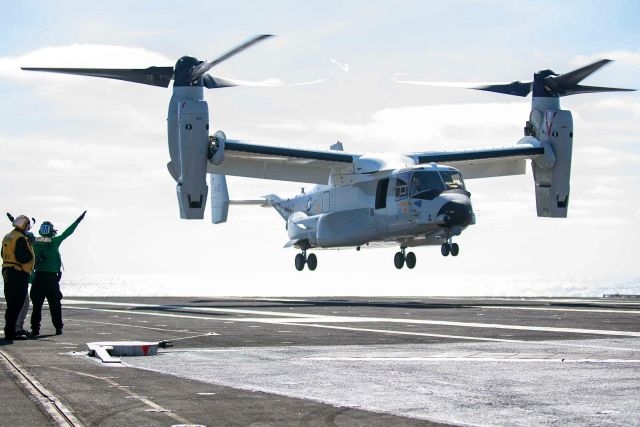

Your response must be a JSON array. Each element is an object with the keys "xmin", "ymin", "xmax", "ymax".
[{"xmin": 22, "ymin": 35, "xmax": 634, "ymax": 271}]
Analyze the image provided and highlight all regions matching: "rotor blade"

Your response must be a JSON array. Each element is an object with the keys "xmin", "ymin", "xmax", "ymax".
[
  {"xmin": 21, "ymin": 66, "xmax": 174, "ymax": 87},
  {"xmin": 554, "ymin": 84, "xmax": 636, "ymax": 97},
  {"xmin": 395, "ymin": 79, "xmax": 532, "ymax": 97},
  {"xmin": 394, "ymin": 80, "xmax": 505, "ymax": 88},
  {"xmin": 551, "ymin": 59, "xmax": 613, "ymax": 87},
  {"xmin": 472, "ymin": 81, "xmax": 532, "ymax": 97},
  {"xmin": 190, "ymin": 34, "xmax": 274, "ymax": 81},
  {"xmin": 204, "ymin": 74, "xmax": 325, "ymax": 89},
  {"xmin": 203, "ymin": 75, "xmax": 237, "ymax": 89}
]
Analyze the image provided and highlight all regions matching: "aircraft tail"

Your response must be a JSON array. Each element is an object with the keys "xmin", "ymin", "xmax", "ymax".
[{"xmin": 264, "ymin": 194, "xmax": 290, "ymax": 220}]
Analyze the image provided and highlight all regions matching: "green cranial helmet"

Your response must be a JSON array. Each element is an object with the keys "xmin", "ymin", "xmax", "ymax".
[{"xmin": 39, "ymin": 221, "xmax": 57, "ymax": 237}]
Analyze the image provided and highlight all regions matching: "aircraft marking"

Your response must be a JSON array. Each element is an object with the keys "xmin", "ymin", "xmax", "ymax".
[{"xmin": 304, "ymin": 356, "xmax": 640, "ymax": 363}]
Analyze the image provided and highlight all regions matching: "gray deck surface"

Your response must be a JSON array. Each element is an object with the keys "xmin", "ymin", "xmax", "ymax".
[{"xmin": 1, "ymin": 296, "xmax": 639, "ymax": 426}]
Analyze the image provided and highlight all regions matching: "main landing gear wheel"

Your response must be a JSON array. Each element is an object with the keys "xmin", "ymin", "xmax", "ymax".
[
  {"xmin": 394, "ymin": 246, "xmax": 416, "ymax": 269},
  {"xmin": 294, "ymin": 251, "xmax": 317, "ymax": 271},
  {"xmin": 405, "ymin": 251, "xmax": 416, "ymax": 269},
  {"xmin": 307, "ymin": 253, "xmax": 317, "ymax": 271},
  {"xmin": 394, "ymin": 251, "xmax": 405, "ymax": 269},
  {"xmin": 450, "ymin": 243, "xmax": 459, "ymax": 256},
  {"xmin": 441, "ymin": 241, "xmax": 460, "ymax": 257}
]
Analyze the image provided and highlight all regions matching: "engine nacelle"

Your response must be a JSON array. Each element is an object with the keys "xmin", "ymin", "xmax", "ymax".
[
  {"xmin": 175, "ymin": 99, "xmax": 209, "ymax": 219},
  {"xmin": 530, "ymin": 109, "xmax": 573, "ymax": 218}
]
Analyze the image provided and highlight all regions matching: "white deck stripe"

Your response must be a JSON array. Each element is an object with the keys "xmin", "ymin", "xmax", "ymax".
[
  {"xmin": 477, "ymin": 305, "xmax": 640, "ymax": 315},
  {"xmin": 64, "ymin": 300, "xmax": 640, "ymax": 338}
]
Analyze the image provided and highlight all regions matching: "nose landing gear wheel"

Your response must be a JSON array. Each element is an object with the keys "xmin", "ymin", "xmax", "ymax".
[
  {"xmin": 405, "ymin": 251, "xmax": 416, "ymax": 269},
  {"xmin": 295, "ymin": 253, "xmax": 305, "ymax": 271}
]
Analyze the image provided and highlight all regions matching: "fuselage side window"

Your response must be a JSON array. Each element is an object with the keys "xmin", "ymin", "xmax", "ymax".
[{"xmin": 395, "ymin": 172, "xmax": 410, "ymax": 200}]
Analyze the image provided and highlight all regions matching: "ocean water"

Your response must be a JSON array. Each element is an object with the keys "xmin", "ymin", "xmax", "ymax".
[{"xmin": 45, "ymin": 273, "xmax": 640, "ymax": 298}]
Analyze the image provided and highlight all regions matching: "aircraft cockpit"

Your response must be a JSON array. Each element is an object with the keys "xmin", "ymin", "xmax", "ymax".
[{"xmin": 395, "ymin": 167, "xmax": 468, "ymax": 201}]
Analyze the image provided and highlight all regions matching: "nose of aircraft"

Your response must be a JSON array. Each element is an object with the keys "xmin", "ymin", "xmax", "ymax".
[{"xmin": 437, "ymin": 198, "xmax": 474, "ymax": 227}]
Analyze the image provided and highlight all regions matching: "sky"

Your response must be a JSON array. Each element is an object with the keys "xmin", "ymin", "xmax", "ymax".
[{"xmin": 0, "ymin": 0, "xmax": 639, "ymax": 295}]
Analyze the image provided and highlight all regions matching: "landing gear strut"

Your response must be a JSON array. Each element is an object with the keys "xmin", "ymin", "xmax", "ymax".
[
  {"xmin": 394, "ymin": 246, "xmax": 416, "ymax": 270},
  {"xmin": 294, "ymin": 250, "xmax": 317, "ymax": 271},
  {"xmin": 440, "ymin": 238, "xmax": 460, "ymax": 257}
]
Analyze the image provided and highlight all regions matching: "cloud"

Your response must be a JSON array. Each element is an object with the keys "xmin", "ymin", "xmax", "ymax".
[
  {"xmin": 21, "ymin": 195, "xmax": 77, "ymax": 203},
  {"xmin": 572, "ymin": 51, "xmax": 640, "ymax": 67},
  {"xmin": 580, "ymin": 146, "xmax": 640, "ymax": 167},
  {"xmin": 259, "ymin": 102, "xmax": 529, "ymax": 152},
  {"xmin": 114, "ymin": 30, "xmax": 181, "ymax": 37},
  {"xmin": 46, "ymin": 158, "xmax": 94, "ymax": 171}
]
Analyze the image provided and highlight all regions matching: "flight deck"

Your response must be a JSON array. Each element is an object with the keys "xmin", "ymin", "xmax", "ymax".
[{"xmin": 1, "ymin": 296, "xmax": 639, "ymax": 426}]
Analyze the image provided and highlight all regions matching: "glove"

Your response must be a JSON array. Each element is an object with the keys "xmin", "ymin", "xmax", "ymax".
[
  {"xmin": 77, "ymin": 210, "xmax": 87, "ymax": 223},
  {"xmin": 6, "ymin": 213, "xmax": 14, "ymax": 222}
]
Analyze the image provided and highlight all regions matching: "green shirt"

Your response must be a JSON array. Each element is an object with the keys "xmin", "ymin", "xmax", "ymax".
[{"xmin": 33, "ymin": 220, "xmax": 79, "ymax": 273}]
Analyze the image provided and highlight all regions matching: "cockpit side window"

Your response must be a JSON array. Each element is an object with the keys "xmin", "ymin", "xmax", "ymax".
[
  {"xmin": 439, "ymin": 171, "xmax": 465, "ymax": 190},
  {"xmin": 409, "ymin": 171, "xmax": 445, "ymax": 196},
  {"xmin": 395, "ymin": 172, "xmax": 410, "ymax": 199}
]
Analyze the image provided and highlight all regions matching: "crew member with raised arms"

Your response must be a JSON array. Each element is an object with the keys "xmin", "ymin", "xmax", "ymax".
[{"xmin": 30, "ymin": 211, "xmax": 86, "ymax": 337}]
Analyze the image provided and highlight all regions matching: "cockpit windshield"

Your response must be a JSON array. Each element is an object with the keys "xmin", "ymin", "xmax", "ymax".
[
  {"xmin": 409, "ymin": 171, "xmax": 444, "ymax": 196},
  {"xmin": 439, "ymin": 170, "xmax": 465, "ymax": 190},
  {"xmin": 409, "ymin": 170, "xmax": 466, "ymax": 198}
]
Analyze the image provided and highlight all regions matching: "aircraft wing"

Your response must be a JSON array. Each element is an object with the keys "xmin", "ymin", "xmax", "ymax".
[
  {"xmin": 209, "ymin": 139, "xmax": 357, "ymax": 184},
  {"xmin": 406, "ymin": 140, "xmax": 546, "ymax": 179}
]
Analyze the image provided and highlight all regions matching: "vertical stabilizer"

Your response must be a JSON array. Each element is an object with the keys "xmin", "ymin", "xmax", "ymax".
[{"xmin": 210, "ymin": 174, "xmax": 229, "ymax": 224}]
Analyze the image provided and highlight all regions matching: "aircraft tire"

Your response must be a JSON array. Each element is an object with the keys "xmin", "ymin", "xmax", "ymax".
[
  {"xmin": 450, "ymin": 243, "xmax": 459, "ymax": 256},
  {"xmin": 406, "ymin": 252, "xmax": 416, "ymax": 269},
  {"xmin": 441, "ymin": 243, "xmax": 450, "ymax": 257},
  {"xmin": 307, "ymin": 253, "xmax": 317, "ymax": 271},
  {"xmin": 295, "ymin": 253, "xmax": 305, "ymax": 271},
  {"xmin": 394, "ymin": 252, "xmax": 405, "ymax": 269}
]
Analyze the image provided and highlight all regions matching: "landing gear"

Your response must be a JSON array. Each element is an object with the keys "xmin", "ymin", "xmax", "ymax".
[
  {"xmin": 440, "ymin": 239, "xmax": 460, "ymax": 257},
  {"xmin": 394, "ymin": 247, "xmax": 416, "ymax": 269},
  {"xmin": 451, "ymin": 243, "xmax": 459, "ymax": 256},
  {"xmin": 307, "ymin": 253, "xmax": 317, "ymax": 271},
  {"xmin": 294, "ymin": 250, "xmax": 317, "ymax": 271},
  {"xmin": 394, "ymin": 251, "xmax": 405, "ymax": 269},
  {"xmin": 405, "ymin": 251, "xmax": 416, "ymax": 269}
]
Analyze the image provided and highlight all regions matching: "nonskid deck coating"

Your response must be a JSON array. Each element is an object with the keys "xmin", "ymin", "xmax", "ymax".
[{"xmin": 1, "ymin": 296, "xmax": 639, "ymax": 426}]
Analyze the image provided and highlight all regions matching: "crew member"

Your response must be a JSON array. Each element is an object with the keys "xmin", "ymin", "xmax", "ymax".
[
  {"xmin": 30, "ymin": 211, "xmax": 86, "ymax": 337},
  {"xmin": 2, "ymin": 215, "xmax": 34, "ymax": 341},
  {"xmin": 6, "ymin": 213, "xmax": 33, "ymax": 338}
]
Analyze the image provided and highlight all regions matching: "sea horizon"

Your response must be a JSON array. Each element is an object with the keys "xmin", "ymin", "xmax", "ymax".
[{"xmin": 22, "ymin": 273, "xmax": 639, "ymax": 298}]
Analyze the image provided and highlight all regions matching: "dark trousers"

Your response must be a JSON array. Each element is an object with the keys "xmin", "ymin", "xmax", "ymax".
[
  {"xmin": 3, "ymin": 267, "xmax": 29, "ymax": 339},
  {"xmin": 30, "ymin": 271, "xmax": 63, "ymax": 332}
]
